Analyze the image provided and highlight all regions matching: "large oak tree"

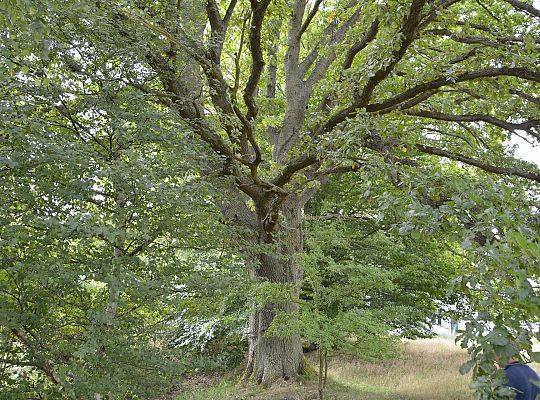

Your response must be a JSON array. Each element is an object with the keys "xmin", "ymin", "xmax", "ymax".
[{"xmin": 2, "ymin": 0, "xmax": 539, "ymax": 388}]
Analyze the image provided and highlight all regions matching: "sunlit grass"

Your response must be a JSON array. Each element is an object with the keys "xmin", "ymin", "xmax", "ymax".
[{"xmin": 324, "ymin": 337, "xmax": 473, "ymax": 400}]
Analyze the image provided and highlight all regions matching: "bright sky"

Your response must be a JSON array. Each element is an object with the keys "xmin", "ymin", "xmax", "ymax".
[{"xmin": 509, "ymin": 136, "xmax": 540, "ymax": 166}]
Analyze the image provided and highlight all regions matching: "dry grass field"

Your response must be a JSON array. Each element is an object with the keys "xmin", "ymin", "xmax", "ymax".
[
  {"xmin": 324, "ymin": 337, "xmax": 474, "ymax": 400},
  {"xmin": 175, "ymin": 337, "xmax": 522, "ymax": 400}
]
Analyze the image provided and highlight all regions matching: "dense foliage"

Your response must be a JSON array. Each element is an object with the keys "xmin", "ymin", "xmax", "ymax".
[
  {"xmin": 0, "ymin": 10, "xmax": 243, "ymax": 396},
  {"xmin": 1, "ymin": 0, "xmax": 539, "ymax": 398}
]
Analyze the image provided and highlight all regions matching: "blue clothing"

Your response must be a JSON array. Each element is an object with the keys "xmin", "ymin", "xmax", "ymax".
[{"xmin": 504, "ymin": 362, "xmax": 540, "ymax": 400}]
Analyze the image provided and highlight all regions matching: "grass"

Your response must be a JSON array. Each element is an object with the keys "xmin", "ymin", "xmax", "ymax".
[
  {"xmin": 324, "ymin": 337, "xmax": 474, "ymax": 400},
  {"xmin": 174, "ymin": 381, "xmax": 237, "ymax": 400},
  {"xmin": 172, "ymin": 337, "xmax": 481, "ymax": 400}
]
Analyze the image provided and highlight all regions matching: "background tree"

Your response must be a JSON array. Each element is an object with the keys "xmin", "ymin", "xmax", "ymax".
[
  {"xmin": 1, "ymin": 0, "xmax": 539, "ymax": 390},
  {"xmin": 303, "ymin": 172, "xmax": 466, "ymax": 333},
  {"xmin": 287, "ymin": 170, "xmax": 468, "ymax": 400},
  {"xmin": 0, "ymin": 10, "xmax": 242, "ymax": 396}
]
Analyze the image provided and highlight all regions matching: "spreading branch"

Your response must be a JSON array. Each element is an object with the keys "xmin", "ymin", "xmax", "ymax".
[
  {"xmin": 416, "ymin": 144, "xmax": 540, "ymax": 182},
  {"xmin": 298, "ymin": 0, "xmax": 323, "ymax": 39},
  {"xmin": 206, "ymin": 0, "xmax": 239, "ymax": 61},
  {"xmin": 11, "ymin": 329, "xmax": 61, "ymax": 385},
  {"xmin": 299, "ymin": 1, "xmax": 364, "ymax": 79},
  {"xmin": 365, "ymin": 68, "xmax": 540, "ymax": 114},
  {"xmin": 405, "ymin": 110, "xmax": 540, "ymax": 140},
  {"xmin": 272, "ymin": 154, "xmax": 319, "ymax": 187},
  {"xmin": 353, "ymin": 0, "xmax": 428, "ymax": 106},
  {"xmin": 510, "ymin": 89, "xmax": 540, "ymax": 106},
  {"xmin": 306, "ymin": 4, "xmax": 364, "ymax": 85},
  {"xmin": 243, "ymin": 0, "xmax": 272, "ymax": 120},
  {"xmin": 342, "ymin": 19, "xmax": 380, "ymax": 70},
  {"xmin": 502, "ymin": 0, "xmax": 540, "ymax": 18}
]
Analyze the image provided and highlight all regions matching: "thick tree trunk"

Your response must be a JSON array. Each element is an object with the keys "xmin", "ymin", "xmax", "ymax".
[{"xmin": 244, "ymin": 197, "xmax": 305, "ymax": 386}]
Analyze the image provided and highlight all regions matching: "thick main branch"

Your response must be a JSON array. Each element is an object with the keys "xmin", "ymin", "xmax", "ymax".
[{"xmin": 416, "ymin": 144, "xmax": 540, "ymax": 182}]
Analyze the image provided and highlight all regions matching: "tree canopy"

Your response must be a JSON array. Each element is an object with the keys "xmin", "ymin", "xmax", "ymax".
[{"xmin": 1, "ymin": 0, "xmax": 540, "ymax": 397}]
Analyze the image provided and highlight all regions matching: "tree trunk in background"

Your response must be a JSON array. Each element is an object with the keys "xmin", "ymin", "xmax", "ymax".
[{"xmin": 244, "ymin": 197, "xmax": 305, "ymax": 386}]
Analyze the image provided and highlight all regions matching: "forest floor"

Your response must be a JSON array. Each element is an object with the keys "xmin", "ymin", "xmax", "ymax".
[{"xmin": 172, "ymin": 336, "xmax": 478, "ymax": 400}]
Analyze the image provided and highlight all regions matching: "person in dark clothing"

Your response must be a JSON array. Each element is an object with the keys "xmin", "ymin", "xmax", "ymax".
[{"xmin": 503, "ymin": 360, "xmax": 540, "ymax": 400}]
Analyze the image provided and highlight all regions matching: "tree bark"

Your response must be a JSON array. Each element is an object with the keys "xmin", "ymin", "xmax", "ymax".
[{"xmin": 244, "ymin": 196, "xmax": 305, "ymax": 386}]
